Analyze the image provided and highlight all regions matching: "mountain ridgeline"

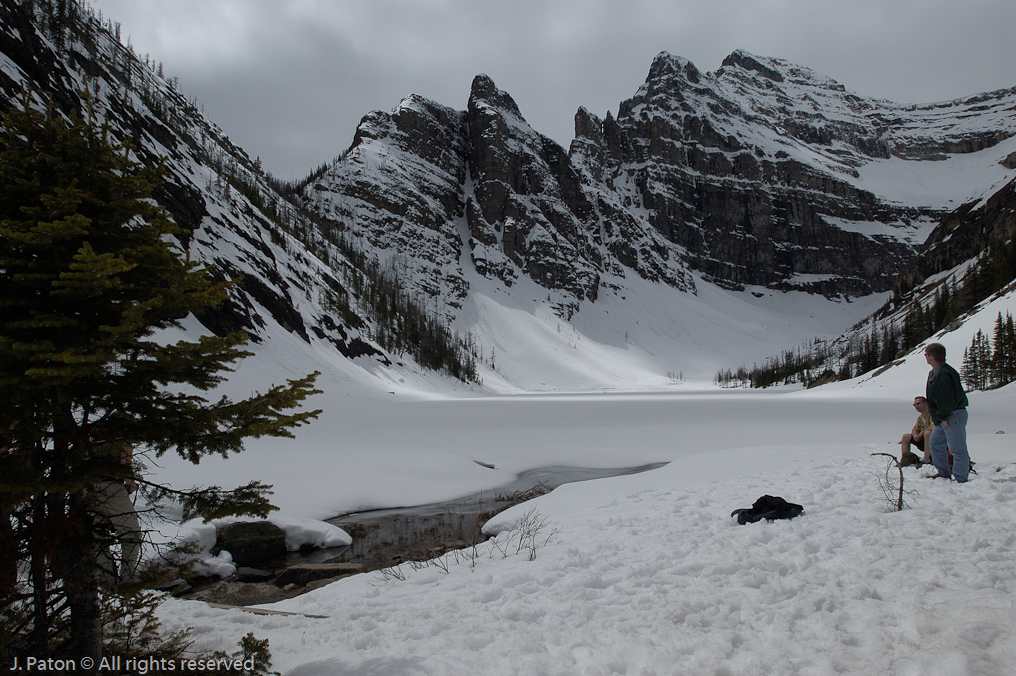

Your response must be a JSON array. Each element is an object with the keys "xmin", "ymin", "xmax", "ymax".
[
  {"xmin": 299, "ymin": 50, "xmax": 1016, "ymax": 316},
  {"xmin": 3, "ymin": 0, "xmax": 1016, "ymax": 387}
]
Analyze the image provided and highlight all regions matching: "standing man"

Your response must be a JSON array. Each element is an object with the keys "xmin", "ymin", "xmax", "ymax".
[{"xmin": 924, "ymin": 343, "xmax": 970, "ymax": 482}]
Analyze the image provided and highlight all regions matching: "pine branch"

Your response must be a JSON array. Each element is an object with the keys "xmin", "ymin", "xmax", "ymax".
[{"xmin": 137, "ymin": 479, "xmax": 277, "ymax": 523}]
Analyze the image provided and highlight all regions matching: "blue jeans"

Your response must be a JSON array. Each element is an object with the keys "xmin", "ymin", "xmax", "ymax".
[{"xmin": 930, "ymin": 408, "xmax": 969, "ymax": 482}]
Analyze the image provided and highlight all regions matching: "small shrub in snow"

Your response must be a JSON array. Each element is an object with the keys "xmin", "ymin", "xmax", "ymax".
[
  {"xmin": 871, "ymin": 453, "xmax": 919, "ymax": 512},
  {"xmin": 487, "ymin": 508, "xmax": 559, "ymax": 562},
  {"xmin": 374, "ymin": 508, "xmax": 558, "ymax": 583}
]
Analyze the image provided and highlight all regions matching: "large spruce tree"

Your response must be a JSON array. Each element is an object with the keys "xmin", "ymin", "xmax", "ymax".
[{"xmin": 0, "ymin": 93, "xmax": 320, "ymax": 660}]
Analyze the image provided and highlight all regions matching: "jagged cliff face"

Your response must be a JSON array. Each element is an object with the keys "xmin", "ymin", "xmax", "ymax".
[
  {"xmin": 577, "ymin": 53, "xmax": 915, "ymax": 296},
  {"xmin": 896, "ymin": 176, "xmax": 1016, "ymax": 293},
  {"xmin": 584, "ymin": 51, "xmax": 1016, "ymax": 296},
  {"xmin": 303, "ymin": 74, "xmax": 695, "ymax": 317},
  {"xmin": 303, "ymin": 50, "xmax": 1016, "ymax": 306},
  {"xmin": 465, "ymin": 75, "xmax": 603, "ymax": 302},
  {"xmin": 306, "ymin": 94, "xmax": 471, "ymax": 309}
]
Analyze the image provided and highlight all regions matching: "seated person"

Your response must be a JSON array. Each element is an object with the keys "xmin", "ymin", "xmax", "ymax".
[{"xmin": 900, "ymin": 396, "xmax": 933, "ymax": 466}]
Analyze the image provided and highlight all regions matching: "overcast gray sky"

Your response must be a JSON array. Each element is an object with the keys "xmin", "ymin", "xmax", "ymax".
[{"xmin": 88, "ymin": 0, "xmax": 1016, "ymax": 180}]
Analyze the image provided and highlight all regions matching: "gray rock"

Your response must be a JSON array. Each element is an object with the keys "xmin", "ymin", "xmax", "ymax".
[
  {"xmin": 304, "ymin": 576, "xmax": 344, "ymax": 593},
  {"xmin": 213, "ymin": 521, "xmax": 287, "ymax": 567},
  {"xmin": 274, "ymin": 563, "xmax": 365, "ymax": 588},
  {"xmin": 235, "ymin": 566, "xmax": 274, "ymax": 583},
  {"xmin": 188, "ymin": 581, "xmax": 292, "ymax": 606},
  {"xmin": 153, "ymin": 578, "xmax": 193, "ymax": 597}
]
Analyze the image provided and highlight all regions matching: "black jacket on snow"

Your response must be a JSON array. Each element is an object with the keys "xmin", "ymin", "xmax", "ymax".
[{"xmin": 730, "ymin": 495, "xmax": 804, "ymax": 525}]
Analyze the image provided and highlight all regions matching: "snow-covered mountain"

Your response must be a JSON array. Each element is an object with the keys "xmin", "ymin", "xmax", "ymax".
[
  {"xmin": 592, "ymin": 51, "xmax": 1015, "ymax": 295},
  {"xmin": 0, "ymin": 0, "xmax": 399, "ymax": 376},
  {"xmin": 295, "ymin": 46, "xmax": 1016, "ymax": 386},
  {"xmin": 4, "ymin": 0, "xmax": 1016, "ymax": 391},
  {"xmin": 302, "ymin": 50, "xmax": 1016, "ymax": 309}
]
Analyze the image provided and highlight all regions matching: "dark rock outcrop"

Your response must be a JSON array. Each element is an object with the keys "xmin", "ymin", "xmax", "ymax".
[
  {"xmin": 896, "ymin": 178, "xmax": 1016, "ymax": 294},
  {"xmin": 235, "ymin": 567, "xmax": 274, "ymax": 583},
  {"xmin": 465, "ymin": 74, "xmax": 602, "ymax": 301},
  {"xmin": 273, "ymin": 563, "xmax": 364, "ymax": 588},
  {"xmin": 213, "ymin": 521, "xmax": 287, "ymax": 567},
  {"xmin": 187, "ymin": 581, "xmax": 292, "ymax": 606}
]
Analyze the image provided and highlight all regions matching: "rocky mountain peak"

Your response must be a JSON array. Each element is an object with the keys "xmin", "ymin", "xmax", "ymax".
[
  {"xmin": 469, "ymin": 73, "xmax": 524, "ymax": 120},
  {"xmin": 720, "ymin": 50, "xmax": 786, "ymax": 83},
  {"xmin": 646, "ymin": 51, "xmax": 701, "ymax": 84},
  {"xmin": 572, "ymin": 106, "xmax": 602, "ymax": 143},
  {"xmin": 464, "ymin": 74, "xmax": 602, "ymax": 304}
]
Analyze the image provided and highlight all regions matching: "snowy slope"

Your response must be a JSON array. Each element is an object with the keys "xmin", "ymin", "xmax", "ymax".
[
  {"xmin": 161, "ymin": 453, "xmax": 1016, "ymax": 675},
  {"xmin": 681, "ymin": 50, "xmax": 1016, "ymax": 215},
  {"xmin": 454, "ymin": 267, "xmax": 888, "ymax": 390},
  {"xmin": 144, "ymin": 286, "xmax": 1016, "ymax": 676},
  {"xmin": 827, "ymin": 285, "xmax": 1016, "ymax": 401}
]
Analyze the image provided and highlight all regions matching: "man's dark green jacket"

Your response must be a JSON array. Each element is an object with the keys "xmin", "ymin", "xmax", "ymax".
[{"xmin": 926, "ymin": 362, "xmax": 969, "ymax": 424}]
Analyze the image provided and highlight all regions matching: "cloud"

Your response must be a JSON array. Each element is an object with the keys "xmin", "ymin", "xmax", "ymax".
[{"xmin": 90, "ymin": 0, "xmax": 1016, "ymax": 179}]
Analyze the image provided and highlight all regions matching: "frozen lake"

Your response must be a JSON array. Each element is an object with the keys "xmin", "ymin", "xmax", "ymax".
[{"xmin": 151, "ymin": 384, "xmax": 1015, "ymax": 522}]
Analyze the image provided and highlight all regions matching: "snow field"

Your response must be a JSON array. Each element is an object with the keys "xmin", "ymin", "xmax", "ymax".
[{"xmin": 157, "ymin": 397, "xmax": 1016, "ymax": 675}]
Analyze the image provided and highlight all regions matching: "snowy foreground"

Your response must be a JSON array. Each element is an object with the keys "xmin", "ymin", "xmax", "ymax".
[{"xmin": 154, "ymin": 379, "xmax": 1016, "ymax": 676}]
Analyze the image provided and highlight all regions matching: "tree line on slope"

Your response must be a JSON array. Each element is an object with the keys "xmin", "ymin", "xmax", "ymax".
[
  {"xmin": 715, "ymin": 236, "xmax": 1016, "ymax": 389},
  {"xmin": 218, "ymin": 164, "xmax": 481, "ymax": 384}
]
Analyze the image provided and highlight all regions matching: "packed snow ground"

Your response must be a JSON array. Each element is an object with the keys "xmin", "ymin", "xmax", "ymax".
[
  {"xmin": 148, "ymin": 290, "xmax": 1015, "ymax": 675},
  {"xmin": 156, "ymin": 386, "xmax": 1016, "ymax": 676}
]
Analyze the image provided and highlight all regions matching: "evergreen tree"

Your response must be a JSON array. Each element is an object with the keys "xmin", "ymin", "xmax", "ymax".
[
  {"xmin": 961, "ymin": 329, "xmax": 993, "ymax": 391},
  {"xmin": 962, "ymin": 343, "xmax": 975, "ymax": 390},
  {"xmin": 933, "ymin": 283, "xmax": 951, "ymax": 330},
  {"xmin": 0, "ymin": 95, "xmax": 320, "ymax": 659},
  {"xmin": 975, "ymin": 329, "xmax": 992, "ymax": 389},
  {"xmin": 991, "ymin": 311, "xmax": 1016, "ymax": 387},
  {"xmin": 879, "ymin": 323, "xmax": 899, "ymax": 365},
  {"xmin": 901, "ymin": 302, "xmax": 926, "ymax": 351}
]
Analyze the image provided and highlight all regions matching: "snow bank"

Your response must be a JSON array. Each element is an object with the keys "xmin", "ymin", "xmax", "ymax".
[{"xmin": 155, "ymin": 515, "xmax": 351, "ymax": 578}]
